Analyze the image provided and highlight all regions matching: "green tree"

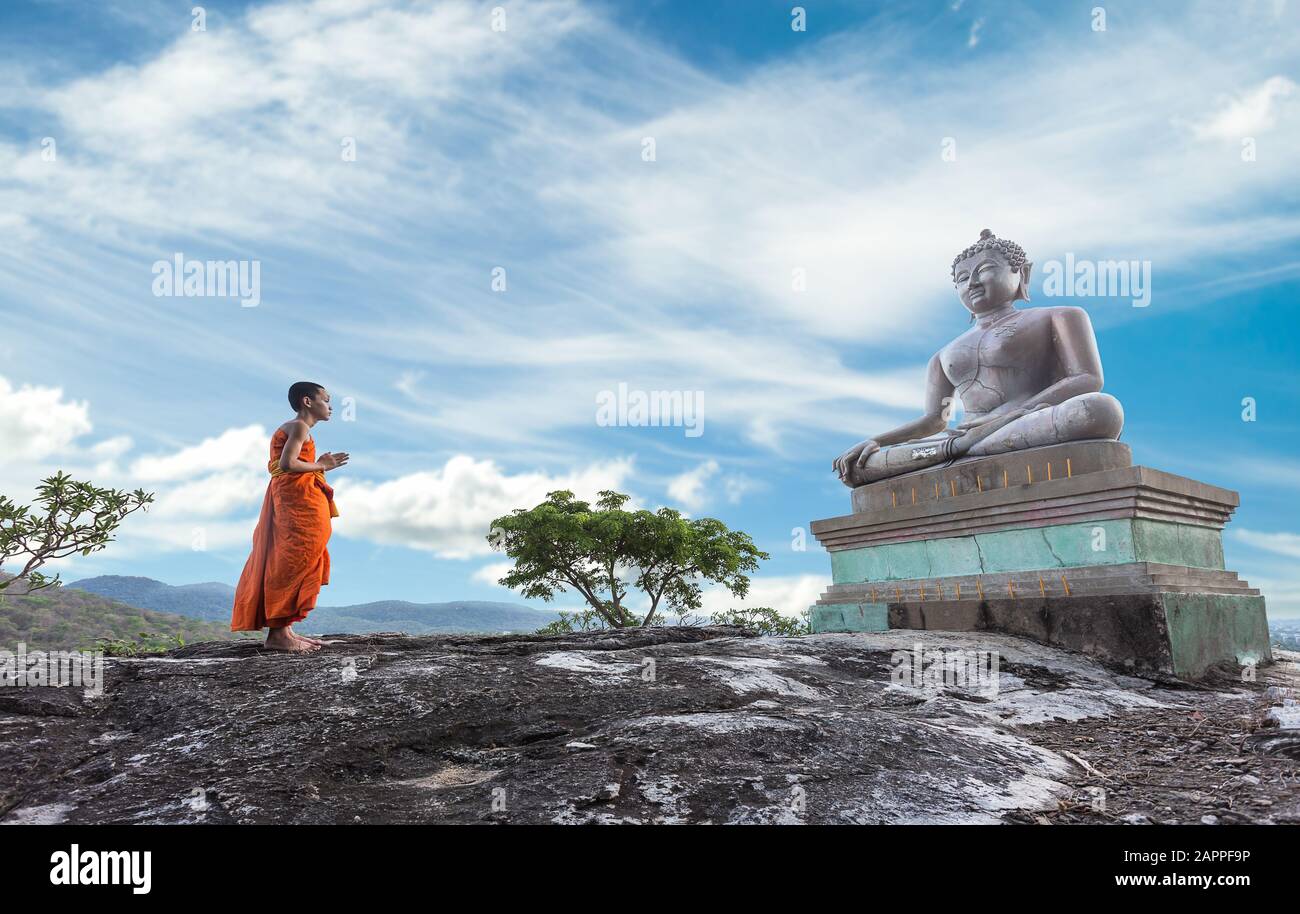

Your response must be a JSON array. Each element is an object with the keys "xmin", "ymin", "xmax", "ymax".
[
  {"xmin": 535, "ymin": 608, "xmax": 617, "ymax": 635},
  {"xmin": 0, "ymin": 472, "xmax": 153, "ymax": 593},
  {"xmin": 710, "ymin": 606, "xmax": 811, "ymax": 637},
  {"xmin": 489, "ymin": 489, "xmax": 768, "ymax": 629}
]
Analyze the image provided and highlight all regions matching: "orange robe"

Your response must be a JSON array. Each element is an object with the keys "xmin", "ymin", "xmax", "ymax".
[{"xmin": 230, "ymin": 428, "xmax": 339, "ymax": 631}]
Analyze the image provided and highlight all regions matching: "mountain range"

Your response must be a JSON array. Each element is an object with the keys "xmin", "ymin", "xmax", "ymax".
[
  {"xmin": 66, "ymin": 575, "xmax": 561, "ymax": 635},
  {"xmin": 0, "ymin": 573, "xmax": 237, "ymax": 651}
]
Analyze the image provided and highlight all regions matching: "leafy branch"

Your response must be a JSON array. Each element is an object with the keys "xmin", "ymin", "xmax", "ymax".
[{"xmin": 0, "ymin": 472, "xmax": 154, "ymax": 593}]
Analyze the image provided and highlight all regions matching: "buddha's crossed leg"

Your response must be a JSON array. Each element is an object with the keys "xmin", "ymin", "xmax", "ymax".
[{"xmin": 842, "ymin": 392, "xmax": 1124, "ymax": 487}]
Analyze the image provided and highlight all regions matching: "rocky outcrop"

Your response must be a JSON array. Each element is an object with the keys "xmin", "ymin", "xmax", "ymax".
[{"xmin": 1, "ymin": 627, "xmax": 1296, "ymax": 824}]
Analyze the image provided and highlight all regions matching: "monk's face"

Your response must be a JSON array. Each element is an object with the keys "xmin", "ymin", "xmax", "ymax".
[
  {"xmin": 953, "ymin": 249, "xmax": 1022, "ymax": 316},
  {"xmin": 304, "ymin": 388, "xmax": 332, "ymax": 421}
]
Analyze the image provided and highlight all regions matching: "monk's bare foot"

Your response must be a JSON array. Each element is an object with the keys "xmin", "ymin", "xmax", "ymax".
[
  {"xmin": 265, "ymin": 628, "xmax": 319, "ymax": 652},
  {"xmin": 285, "ymin": 624, "xmax": 324, "ymax": 646}
]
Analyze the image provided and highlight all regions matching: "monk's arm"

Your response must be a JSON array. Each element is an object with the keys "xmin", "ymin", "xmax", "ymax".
[
  {"xmin": 1021, "ymin": 307, "xmax": 1105, "ymax": 410},
  {"xmin": 278, "ymin": 423, "xmax": 325, "ymax": 473}
]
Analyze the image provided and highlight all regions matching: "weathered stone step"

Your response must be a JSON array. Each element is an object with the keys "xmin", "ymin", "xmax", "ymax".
[
  {"xmin": 819, "ymin": 583, "xmax": 1259, "ymax": 603},
  {"xmin": 1142, "ymin": 562, "xmax": 1241, "ymax": 580},
  {"xmin": 818, "ymin": 562, "xmax": 1257, "ymax": 605}
]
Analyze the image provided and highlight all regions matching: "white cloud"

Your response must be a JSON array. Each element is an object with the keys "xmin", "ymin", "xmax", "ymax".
[
  {"xmin": 13, "ymin": 0, "xmax": 591, "ymax": 240},
  {"xmin": 0, "ymin": 410, "xmax": 268, "ymax": 561},
  {"xmin": 722, "ymin": 474, "xmax": 759, "ymax": 504},
  {"xmin": 333, "ymin": 454, "xmax": 635, "ymax": 558},
  {"xmin": 539, "ymin": 17, "xmax": 1300, "ymax": 354},
  {"xmin": 666, "ymin": 459, "xmax": 758, "ymax": 511},
  {"xmin": 90, "ymin": 434, "xmax": 133, "ymax": 458},
  {"xmin": 471, "ymin": 560, "xmax": 515, "ymax": 587},
  {"xmin": 1192, "ymin": 75, "xmax": 1297, "ymax": 139},
  {"xmin": 0, "ymin": 375, "xmax": 92, "ymax": 463},
  {"xmin": 147, "ymin": 469, "xmax": 267, "ymax": 519},
  {"xmin": 1234, "ymin": 528, "xmax": 1300, "ymax": 560},
  {"xmin": 130, "ymin": 425, "xmax": 269, "ymax": 481},
  {"xmin": 394, "ymin": 370, "xmax": 426, "ymax": 398},
  {"xmin": 1228, "ymin": 531, "xmax": 1300, "ymax": 615},
  {"xmin": 700, "ymin": 574, "xmax": 830, "ymax": 619},
  {"xmin": 113, "ymin": 516, "xmax": 262, "ymax": 557},
  {"xmin": 667, "ymin": 460, "xmax": 718, "ymax": 511}
]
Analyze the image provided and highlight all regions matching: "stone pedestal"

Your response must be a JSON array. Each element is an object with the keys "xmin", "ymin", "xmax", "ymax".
[{"xmin": 809, "ymin": 440, "xmax": 1272, "ymax": 678}]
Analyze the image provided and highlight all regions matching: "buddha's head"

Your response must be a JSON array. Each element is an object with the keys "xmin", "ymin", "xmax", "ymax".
[{"xmin": 951, "ymin": 229, "xmax": 1032, "ymax": 318}]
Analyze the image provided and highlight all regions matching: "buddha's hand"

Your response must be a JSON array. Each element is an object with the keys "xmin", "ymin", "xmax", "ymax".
[
  {"xmin": 318, "ymin": 452, "xmax": 350, "ymax": 471},
  {"xmin": 834, "ymin": 439, "xmax": 880, "ymax": 480}
]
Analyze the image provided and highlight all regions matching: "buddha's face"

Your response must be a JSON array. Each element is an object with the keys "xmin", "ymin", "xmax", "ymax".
[{"xmin": 953, "ymin": 249, "xmax": 1025, "ymax": 316}]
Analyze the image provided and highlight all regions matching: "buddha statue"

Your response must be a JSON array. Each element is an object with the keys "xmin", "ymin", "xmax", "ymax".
[{"xmin": 833, "ymin": 230, "xmax": 1124, "ymax": 488}]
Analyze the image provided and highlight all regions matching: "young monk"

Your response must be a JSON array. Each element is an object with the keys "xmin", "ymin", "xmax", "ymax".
[{"xmin": 231, "ymin": 381, "xmax": 349, "ymax": 652}]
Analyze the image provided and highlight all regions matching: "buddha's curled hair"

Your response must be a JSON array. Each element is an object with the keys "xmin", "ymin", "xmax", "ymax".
[{"xmin": 951, "ymin": 228, "xmax": 1027, "ymax": 281}]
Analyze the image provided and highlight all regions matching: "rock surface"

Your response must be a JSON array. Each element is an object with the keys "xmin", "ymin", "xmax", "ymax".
[{"xmin": 1, "ymin": 627, "xmax": 1296, "ymax": 824}]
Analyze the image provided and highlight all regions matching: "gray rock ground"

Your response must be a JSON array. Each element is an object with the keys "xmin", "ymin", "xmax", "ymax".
[{"xmin": 1, "ymin": 627, "xmax": 1296, "ymax": 824}]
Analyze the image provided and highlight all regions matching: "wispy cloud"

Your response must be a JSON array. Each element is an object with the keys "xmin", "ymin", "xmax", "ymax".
[
  {"xmin": 700, "ymin": 573, "xmax": 830, "ymax": 619},
  {"xmin": 2, "ymin": 0, "xmax": 1298, "ymax": 609},
  {"xmin": 1191, "ymin": 75, "xmax": 1297, "ymax": 139},
  {"xmin": 6, "ymin": 0, "xmax": 1299, "ymax": 466},
  {"xmin": 334, "ymin": 453, "xmax": 636, "ymax": 558},
  {"xmin": 1234, "ymin": 528, "xmax": 1300, "ymax": 560},
  {"xmin": 667, "ymin": 459, "xmax": 718, "ymax": 511}
]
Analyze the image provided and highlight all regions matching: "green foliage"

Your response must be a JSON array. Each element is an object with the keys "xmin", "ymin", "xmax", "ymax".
[
  {"xmin": 0, "ymin": 472, "xmax": 153, "ymax": 593},
  {"xmin": 96, "ymin": 633, "xmax": 187, "ymax": 657},
  {"xmin": 536, "ymin": 606, "xmax": 694, "ymax": 634},
  {"xmin": 535, "ymin": 608, "xmax": 617, "ymax": 635},
  {"xmin": 710, "ymin": 606, "xmax": 811, "ymax": 637},
  {"xmin": 492, "ymin": 489, "xmax": 769, "ymax": 629}
]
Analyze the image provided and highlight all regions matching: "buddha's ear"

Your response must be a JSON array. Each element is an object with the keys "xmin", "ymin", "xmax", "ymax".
[{"xmin": 1016, "ymin": 261, "xmax": 1033, "ymax": 302}]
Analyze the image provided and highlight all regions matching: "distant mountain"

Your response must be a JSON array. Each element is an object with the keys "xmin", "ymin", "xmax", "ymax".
[
  {"xmin": 297, "ymin": 600, "xmax": 562, "ymax": 635},
  {"xmin": 0, "ymin": 574, "xmax": 239, "ymax": 651},
  {"xmin": 1271, "ymin": 617, "xmax": 1300, "ymax": 651},
  {"xmin": 68, "ymin": 575, "xmax": 560, "ymax": 635},
  {"xmin": 68, "ymin": 576, "xmax": 235, "ymax": 622}
]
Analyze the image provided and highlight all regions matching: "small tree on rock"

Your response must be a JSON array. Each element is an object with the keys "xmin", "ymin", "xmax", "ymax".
[
  {"xmin": 488, "ymin": 489, "xmax": 768, "ymax": 629},
  {"xmin": 0, "ymin": 472, "xmax": 154, "ymax": 593}
]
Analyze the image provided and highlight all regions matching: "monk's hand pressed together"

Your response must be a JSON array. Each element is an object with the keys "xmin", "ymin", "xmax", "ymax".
[{"xmin": 317, "ymin": 452, "xmax": 350, "ymax": 471}]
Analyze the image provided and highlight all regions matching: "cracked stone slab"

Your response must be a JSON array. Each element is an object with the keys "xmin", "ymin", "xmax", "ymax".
[{"xmin": 0, "ymin": 627, "xmax": 1292, "ymax": 824}]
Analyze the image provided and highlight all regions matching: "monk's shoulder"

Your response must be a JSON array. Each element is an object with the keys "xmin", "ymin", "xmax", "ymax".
[{"xmin": 278, "ymin": 419, "xmax": 310, "ymax": 437}]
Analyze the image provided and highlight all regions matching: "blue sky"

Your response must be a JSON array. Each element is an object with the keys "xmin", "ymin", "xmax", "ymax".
[{"xmin": 1, "ymin": 0, "xmax": 1298, "ymax": 618}]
